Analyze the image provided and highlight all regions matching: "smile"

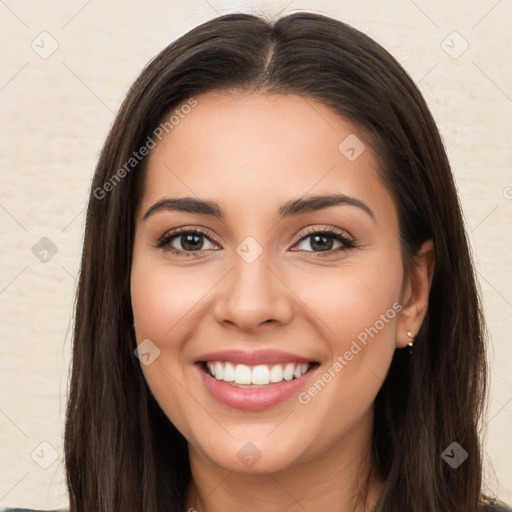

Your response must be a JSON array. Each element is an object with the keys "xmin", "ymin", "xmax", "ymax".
[
  {"xmin": 194, "ymin": 350, "xmax": 320, "ymax": 410},
  {"xmin": 205, "ymin": 361, "xmax": 311, "ymax": 386}
]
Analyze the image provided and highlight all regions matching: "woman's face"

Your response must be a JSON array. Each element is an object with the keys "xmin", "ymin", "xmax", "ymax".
[{"xmin": 131, "ymin": 91, "xmax": 424, "ymax": 474}]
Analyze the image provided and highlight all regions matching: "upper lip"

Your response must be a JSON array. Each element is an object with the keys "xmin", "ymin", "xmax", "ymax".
[{"xmin": 194, "ymin": 349, "xmax": 316, "ymax": 366}]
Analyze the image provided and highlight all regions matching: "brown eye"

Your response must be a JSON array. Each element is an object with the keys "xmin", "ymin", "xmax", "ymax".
[
  {"xmin": 293, "ymin": 228, "xmax": 356, "ymax": 256},
  {"xmin": 176, "ymin": 233, "xmax": 204, "ymax": 251},
  {"xmin": 156, "ymin": 228, "xmax": 219, "ymax": 256}
]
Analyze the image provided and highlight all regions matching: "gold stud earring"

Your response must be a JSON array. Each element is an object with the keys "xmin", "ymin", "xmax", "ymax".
[{"xmin": 407, "ymin": 330, "xmax": 415, "ymax": 354}]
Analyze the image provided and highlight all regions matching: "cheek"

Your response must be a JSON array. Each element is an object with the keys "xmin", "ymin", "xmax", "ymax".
[
  {"xmin": 130, "ymin": 255, "xmax": 220, "ymax": 434},
  {"xmin": 291, "ymin": 258, "xmax": 402, "ymax": 348},
  {"xmin": 130, "ymin": 260, "xmax": 209, "ymax": 338},
  {"xmin": 287, "ymin": 258, "xmax": 403, "ymax": 417},
  {"xmin": 130, "ymin": 260, "xmax": 197, "ymax": 436},
  {"xmin": 291, "ymin": 267, "xmax": 401, "ymax": 443}
]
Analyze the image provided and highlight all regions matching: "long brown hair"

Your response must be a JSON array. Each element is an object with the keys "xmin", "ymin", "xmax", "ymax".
[{"xmin": 65, "ymin": 12, "xmax": 490, "ymax": 511}]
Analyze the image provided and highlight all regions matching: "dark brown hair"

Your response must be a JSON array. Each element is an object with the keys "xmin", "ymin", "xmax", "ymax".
[{"xmin": 65, "ymin": 11, "xmax": 491, "ymax": 511}]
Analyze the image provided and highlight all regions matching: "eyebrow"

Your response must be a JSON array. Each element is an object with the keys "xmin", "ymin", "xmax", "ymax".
[{"xmin": 142, "ymin": 193, "xmax": 375, "ymax": 222}]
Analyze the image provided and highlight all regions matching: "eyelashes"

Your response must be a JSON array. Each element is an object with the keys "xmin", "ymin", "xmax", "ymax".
[
  {"xmin": 156, "ymin": 227, "xmax": 219, "ymax": 257},
  {"xmin": 292, "ymin": 226, "xmax": 356, "ymax": 255},
  {"xmin": 155, "ymin": 226, "xmax": 357, "ymax": 258}
]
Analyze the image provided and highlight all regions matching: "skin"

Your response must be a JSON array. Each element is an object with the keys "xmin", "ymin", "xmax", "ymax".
[{"xmin": 130, "ymin": 91, "xmax": 435, "ymax": 512}]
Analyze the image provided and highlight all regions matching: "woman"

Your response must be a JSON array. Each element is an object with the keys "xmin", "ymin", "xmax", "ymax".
[{"xmin": 9, "ymin": 10, "xmax": 510, "ymax": 512}]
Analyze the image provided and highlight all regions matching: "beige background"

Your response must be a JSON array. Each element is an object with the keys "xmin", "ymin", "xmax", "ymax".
[{"xmin": 0, "ymin": 0, "xmax": 511, "ymax": 509}]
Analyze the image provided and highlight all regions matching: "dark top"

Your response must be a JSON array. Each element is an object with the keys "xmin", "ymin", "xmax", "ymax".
[
  {"xmin": 4, "ymin": 500, "xmax": 512, "ymax": 511},
  {"xmin": 5, "ymin": 504, "xmax": 512, "ymax": 511},
  {"xmin": 484, "ymin": 502, "xmax": 512, "ymax": 512}
]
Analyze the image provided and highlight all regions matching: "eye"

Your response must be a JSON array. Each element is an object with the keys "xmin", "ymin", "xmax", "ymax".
[
  {"xmin": 292, "ymin": 227, "xmax": 356, "ymax": 256},
  {"xmin": 156, "ymin": 228, "xmax": 219, "ymax": 257},
  {"xmin": 156, "ymin": 226, "xmax": 356, "ymax": 258}
]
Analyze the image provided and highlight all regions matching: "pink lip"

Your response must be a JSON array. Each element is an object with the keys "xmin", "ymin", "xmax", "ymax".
[
  {"xmin": 196, "ymin": 362, "xmax": 319, "ymax": 411},
  {"xmin": 194, "ymin": 349, "xmax": 315, "ymax": 366}
]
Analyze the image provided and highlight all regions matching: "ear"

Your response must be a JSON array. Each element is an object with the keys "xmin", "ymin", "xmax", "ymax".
[{"xmin": 396, "ymin": 239, "xmax": 435, "ymax": 348}]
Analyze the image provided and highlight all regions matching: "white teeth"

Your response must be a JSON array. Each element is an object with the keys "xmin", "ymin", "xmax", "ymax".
[
  {"xmin": 252, "ymin": 365, "xmax": 270, "ymax": 385},
  {"xmin": 214, "ymin": 362, "xmax": 224, "ymax": 380},
  {"xmin": 223, "ymin": 362, "xmax": 235, "ymax": 382},
  {"xmin": 283, "ymin": 363, "xmax": 294, "ymax": 381},
  {"xmin": 234, "ymin": 364, "xmax": 252, "ymax": 384},
  {"xmin": 269, "ymin": 364, "xmax": 283, "ymax": 383},
  {"xmin": 206, "ymin": 361, "xmax": 311, "ymax": 385}
]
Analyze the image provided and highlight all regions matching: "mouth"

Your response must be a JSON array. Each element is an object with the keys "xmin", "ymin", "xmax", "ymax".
[
  {"xmin": 200, "ymin": 361, "xmax": 318, "ymax": 387},
  {"xmin": 195, "ymin": 356, "xmax": 320, "ymax": 411}
]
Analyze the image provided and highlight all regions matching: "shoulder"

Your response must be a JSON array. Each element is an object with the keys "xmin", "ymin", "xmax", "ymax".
[
  {"xmin": 2, "ymin": 509, "xmax": 68, "ymax": 512},
  {"xmin": 482, "ymin": 499, "xmax": 512, "ymax": 512},
  {"xmin": 4, "ymin": 502, "xmax": 511, "ymax": 512}
]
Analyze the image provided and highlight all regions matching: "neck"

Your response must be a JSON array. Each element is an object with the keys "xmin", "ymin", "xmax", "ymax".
[{"xmin": 184, "ymin": 408, "xmax": 384, "ymax": 512}]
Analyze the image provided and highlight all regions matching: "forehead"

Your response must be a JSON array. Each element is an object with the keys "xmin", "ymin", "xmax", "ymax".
[{"xmin": 139, "ymin": 91, "xmax": 396, "ymax": 228}]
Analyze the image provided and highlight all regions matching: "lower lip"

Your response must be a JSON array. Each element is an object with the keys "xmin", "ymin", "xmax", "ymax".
[{"xmin": 197, "ymin": 364, "xmax": 319, "ymax": 411}]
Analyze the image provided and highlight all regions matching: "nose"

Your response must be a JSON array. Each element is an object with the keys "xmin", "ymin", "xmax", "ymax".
[{"xmin": 212, "ymin": 251, "xmax": 294, "ymax": 333}]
